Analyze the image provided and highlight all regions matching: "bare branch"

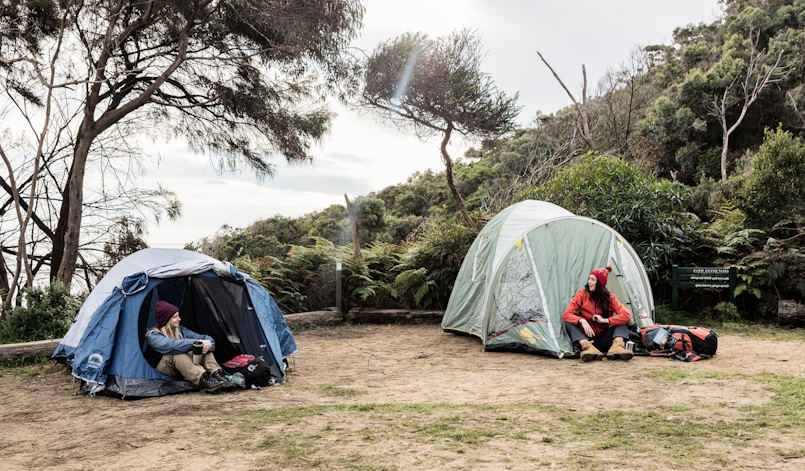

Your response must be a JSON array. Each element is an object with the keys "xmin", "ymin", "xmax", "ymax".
[{"xmin": 537, "ymin": 51, "xmax": 594, "ymax": 151}]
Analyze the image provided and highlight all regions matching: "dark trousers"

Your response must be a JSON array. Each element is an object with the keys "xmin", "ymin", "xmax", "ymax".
[{"xmin": 564, "ymin": 321, "xmax": 629, "ymax": 353}]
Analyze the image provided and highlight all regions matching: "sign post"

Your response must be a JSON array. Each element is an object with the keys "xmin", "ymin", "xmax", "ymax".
[
  {"xmin": 335, "ymin": 261, "xmax": 343, "ymax": 314},
  {"xmin": 671, "ymin": 265, "xmax": 736, "ymax": 311}
]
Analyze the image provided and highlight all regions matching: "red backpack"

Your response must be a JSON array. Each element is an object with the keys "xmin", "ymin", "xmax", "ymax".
[{"xmin": 640, "ymin": 324, "xmax": 718, "ymax": 362}]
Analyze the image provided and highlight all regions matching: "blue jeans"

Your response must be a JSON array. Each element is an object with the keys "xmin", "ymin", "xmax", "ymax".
[{"xmin": 565, "ymin": 321, "xmax": 629, "ymax": 353}]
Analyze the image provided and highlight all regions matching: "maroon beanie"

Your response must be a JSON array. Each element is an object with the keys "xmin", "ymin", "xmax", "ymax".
[
  {"xmin": 154, "ymin": 300, "xmax": 179, "ymax": 327},
  {"xmin": 590, "ymin": 266, "xmax": 612, "ymax": 288}
]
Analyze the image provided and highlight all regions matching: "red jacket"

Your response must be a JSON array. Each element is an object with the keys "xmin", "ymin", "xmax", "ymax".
[{"xmin": 562, "ymin": 289, "xmax": 632, "ymax": 338}]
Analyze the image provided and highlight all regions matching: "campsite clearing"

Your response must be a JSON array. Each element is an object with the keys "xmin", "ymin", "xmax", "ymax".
[{"xmin": 2, "ymin": 323, "xmax": 804, "ymax": 470}]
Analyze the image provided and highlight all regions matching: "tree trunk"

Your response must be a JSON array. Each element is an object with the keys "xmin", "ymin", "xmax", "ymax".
[
  {"xmin": 0, "ymin": 339, "xmax": 63, "ymax": 361},
  {"xmin": 346, "ymin": 308, "xmax": 444, "ymax": 324},
  {"xmin": 440, "ymin": 124, "xmax": 475, "ymax": 228},
  {"xmin": 55, "ymin": 132, "xmax": 93, "ymax": 286},
  {"xmin": 721, "ymin": 133, "xmax": 729, "ymax": 182},
  {"xmin": 0, "ymin": 254, "xmax": 10, "ymax": 301},
  {"xmin": 50, "ymin": 159, "xmax": 74, "ymax": 281},
  {"xmin": 778, "ymin": 299, "xmax": 805, "ymax": 326},
  {"xmin": 344, "ymin": 194, "xmax": 363, "ymax": 264}
]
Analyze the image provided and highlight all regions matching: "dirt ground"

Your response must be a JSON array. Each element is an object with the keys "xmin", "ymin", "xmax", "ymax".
[{"xmin": 1, "ymin": 323, "xmax": 804, "ymax": 470}]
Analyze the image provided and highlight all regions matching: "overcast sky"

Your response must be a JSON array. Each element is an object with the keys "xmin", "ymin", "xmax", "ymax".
[{"xmin": 142, "ymin": 0, "xmax": 722, "ymax": 248}]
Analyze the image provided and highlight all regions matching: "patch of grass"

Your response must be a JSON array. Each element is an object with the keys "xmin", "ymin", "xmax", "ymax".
[
  {"xmin": 510, "ymin": 430, "xmax": 528, "ymax": 440},
  {"xmin": 318, "ymin": 383, "xmax": 363, "ymax": 398},
  {"xmin": 240, "ymin": 404, "xmax": 330, "ymax": 428},
  {"xmin": 653, "ymin": 303, "xmax": 805, "ymax": 341},
  {"xmin": 777, "ymin": 447, "xmax": 805, "ymax": 459},
  {"xmin": 753, "ymin": 373, "xmax": 805, "ymax": 428},
  {"xmin": 0, "ymin": 354, "xmax": 52, "ymax": 369},
  {"xmin": 648, "ymin": 367, "xmax": 744, "ymax": 382},
  {"xmin": 204, "ymin": 378, "xmax": 805, "ymax": 470},
  {"xmin": 654, "ymin": 305, "xmax": 702, "ymax": 326},
  {"xmin": 718, "ymin": 323, "xmax": 805, "ymax": 341},
  {"xmin": 288, "ymin": 322, "xmax": 325, "ymax": 332}
]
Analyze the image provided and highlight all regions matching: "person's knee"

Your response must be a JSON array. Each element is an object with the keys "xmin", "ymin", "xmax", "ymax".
[{"xmin": 611, "ymin": 325, "xmax": 630, "ymax": 338}]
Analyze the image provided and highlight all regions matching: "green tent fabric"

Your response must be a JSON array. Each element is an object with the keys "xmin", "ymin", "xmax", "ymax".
[{"xmin": 442, "ymin": 200, "xmax": 655, "ymax": 358}]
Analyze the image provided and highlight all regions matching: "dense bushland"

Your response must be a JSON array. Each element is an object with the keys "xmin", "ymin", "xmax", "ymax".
[{"xmin": 193, "ymin": 0, "xmax": 804, "ymax": 322}]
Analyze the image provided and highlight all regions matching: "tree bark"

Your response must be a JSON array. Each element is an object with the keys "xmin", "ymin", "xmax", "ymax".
[
  {"xmin": 55, "ymin": 131, "xmax": 93, "ymax": 286},
  {"xmin": 440, "ymin": 123, "xmax": 475, "ymax": 228},
  {"xmin": 54, "ymin": 17, "xmax": 192, "ymax": 285},
  {"xmin": 346, "ymin": 308, "xmax": 444, "ymax": 324},
  {"xmin": 721, "ymin": 133, "xmax": 730, "ymax": 181},
  {"xmin": 0, "ymin": 254, "xmax": 10, "ymax": 300},
  {"xmin": 0, "ymin": 339, "xmax": 63, "ymax": 361},
  {"xmin": 778, "ymin": 299, "xmax": 805, "ymax": 326},
  {"xmin": 344, "ymin": 194, "xmax": 363, "ymax": 264}
]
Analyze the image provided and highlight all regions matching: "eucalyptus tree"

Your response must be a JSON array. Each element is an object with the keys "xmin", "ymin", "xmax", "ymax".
[
  {"xmin": 0, "ymin": 0, "xmax": 364, "ymax": 290},
  {"xmin": 362, "ymin": 29, "xmax": 519, "ymax": 228}
]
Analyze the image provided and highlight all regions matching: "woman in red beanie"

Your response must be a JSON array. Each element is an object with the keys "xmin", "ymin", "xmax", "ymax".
[
  {"xmin": 562, "ymin": 266, "xmax": 633, "ymax": 362},
  {"xmin": 144, "ymin": 300, "xmax": 232, "ymax": 393}
]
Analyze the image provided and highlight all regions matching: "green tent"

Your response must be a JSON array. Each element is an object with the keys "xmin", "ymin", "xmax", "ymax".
[{"xmin": 442, "ymin": 200, "xmax": 654, "ymax": 358}]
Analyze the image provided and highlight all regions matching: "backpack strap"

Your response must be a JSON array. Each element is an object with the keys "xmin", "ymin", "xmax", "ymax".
[{"xmin": 674, "ymin": 351, "xmax": 709, "ymax": 362}]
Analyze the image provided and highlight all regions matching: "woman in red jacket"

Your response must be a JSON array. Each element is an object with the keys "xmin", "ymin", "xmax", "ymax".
[{"xmin": 562, "ymin": 266, "xmax": 633, "ymax": 362}]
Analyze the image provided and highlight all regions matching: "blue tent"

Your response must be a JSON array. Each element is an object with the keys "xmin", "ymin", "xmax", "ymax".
[{"xmin": 53, "ymin": 248, "xmax": 296, "ymax": 398}]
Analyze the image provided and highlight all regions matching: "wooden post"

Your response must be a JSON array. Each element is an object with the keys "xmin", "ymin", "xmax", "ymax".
[
  {"xmin": 671, "ymin": 265, "xmax": 679, "ymax": 311},
  {"xmin": 728, "ymin": 266, "xmax": 737, "ymax": 304},
  {"xmin": 335, "ymin": 260, "xmax": 343, "ymax": 314}
]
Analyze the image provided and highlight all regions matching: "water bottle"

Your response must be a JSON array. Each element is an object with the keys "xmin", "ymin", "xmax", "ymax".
[{"xmin": 229, "ymin": 372, "xmax": 246, "ymax": 389}]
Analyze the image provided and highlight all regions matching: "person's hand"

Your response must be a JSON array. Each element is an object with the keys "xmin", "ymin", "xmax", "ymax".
[
  {"xmin": 579, "ymin": 318, "xmax": 595, "ymax": 337},
  {"xmin": 201, "ymin": 340, "xmax": 212, "ymax": 354},
  {"xmin": 592, "ymin": 314, "xmax": 609, "ymax": 324}
]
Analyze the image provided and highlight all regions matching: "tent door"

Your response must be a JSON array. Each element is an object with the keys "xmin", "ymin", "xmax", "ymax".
[{"xmin": 605, "ymin": 261, "xmax": 632, "ymax": 321}]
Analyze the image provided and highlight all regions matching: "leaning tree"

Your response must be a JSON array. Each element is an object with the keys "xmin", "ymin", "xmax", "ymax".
[
  {"xmin": 362, "ymin": 29, "xmax": 519, "ymax": 228},
  {"xmin": 0, "ymin": 0, "xmax": 364, "ymax": 293}
]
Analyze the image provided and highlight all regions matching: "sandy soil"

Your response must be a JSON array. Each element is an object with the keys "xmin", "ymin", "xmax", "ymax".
[{"xmin": 1, "ymin": 324, "xmax": 803, "ymax": 470}]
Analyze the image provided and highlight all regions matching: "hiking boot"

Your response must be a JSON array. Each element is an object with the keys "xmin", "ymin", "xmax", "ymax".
[
  {"xmin": 579, "ymin": 340, "xmax": 603, "ymax": 362},
  {"xmin": 199, "ymin": 371, "xmax": 225, "ymax": 394},
  {"xmin": 212, "ymin": 369, "xmax": 236, "ymax": 390},
  {"xmin": 606, "ymin": 337, "xmax": 633, "ymax": 361}
]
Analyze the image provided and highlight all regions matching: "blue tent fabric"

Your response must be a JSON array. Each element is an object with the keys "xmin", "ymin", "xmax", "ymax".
[
  {"xmin": 53, "ymin": 248, "xmax": 297, "ymax": 398},
  {"xmin": 246, "ymin": 279, "xmax": 297, "ymax": 357}
]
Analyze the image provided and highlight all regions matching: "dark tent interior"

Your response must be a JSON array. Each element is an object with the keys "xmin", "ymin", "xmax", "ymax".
[{"xmin": 137, "ymin": 273, "xmax": 269, "ymax": 368}]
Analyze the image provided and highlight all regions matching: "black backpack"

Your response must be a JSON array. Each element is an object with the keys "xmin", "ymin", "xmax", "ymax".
[{"xmin": 222, "ymin": 354, "xmax": 272, "ymax": 387}]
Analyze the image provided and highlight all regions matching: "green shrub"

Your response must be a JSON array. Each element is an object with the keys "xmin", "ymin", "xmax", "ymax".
[
  {"xmin": 392, "ymin": 267, "xmax": 437, "ymax": 309},
  {"xmin": 741, "ymin": 127, "xmax": 805, "ymax": 229},
  {"xmin": 0, "ymin": 282, "xmax": 81, "ymax": 343},
  {"xmin": 385, "ymin": 214, "xmax": 424, "ymax": 244},
  {"xmin": 219, "ymin": 233, "xmax": 286, "ymax": 261},
  {"xmin": 405, "ymin": 217, "xmax": 478, "ymax": 308},
  {"xmin": 523, "ymin": 154, "xmax": 700, "ymax": 276},
  {"xmin": 341, "ymin": 243, "xmax": 406, "ymax": 309}
]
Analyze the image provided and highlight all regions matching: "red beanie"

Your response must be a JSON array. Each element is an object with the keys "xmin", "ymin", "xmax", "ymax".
[
  {"xmin": 590, "ymin": 266, "xmax": 612, "ymax": 288},
  {"xmin": 154, "ymin": 300, "xmax": 179, "ymax": 328}
]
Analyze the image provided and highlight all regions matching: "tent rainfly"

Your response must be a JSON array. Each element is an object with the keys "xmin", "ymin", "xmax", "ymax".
[
  {"xmin": 442, "ymin": 200, "xmax": 654, "ymax": 357},
  {"xmin": 53, "ymin": 248, "xmax": 296, "ymax": 397}
]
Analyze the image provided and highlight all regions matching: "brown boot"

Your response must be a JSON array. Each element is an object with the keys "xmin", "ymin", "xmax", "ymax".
[
  {"xmin": 579, "ymin": 340, "xmax": 603, "ymax": 362},
  {"xmin": 606, "ymin": 337, "xmax": 633, "ymax": 361}
]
